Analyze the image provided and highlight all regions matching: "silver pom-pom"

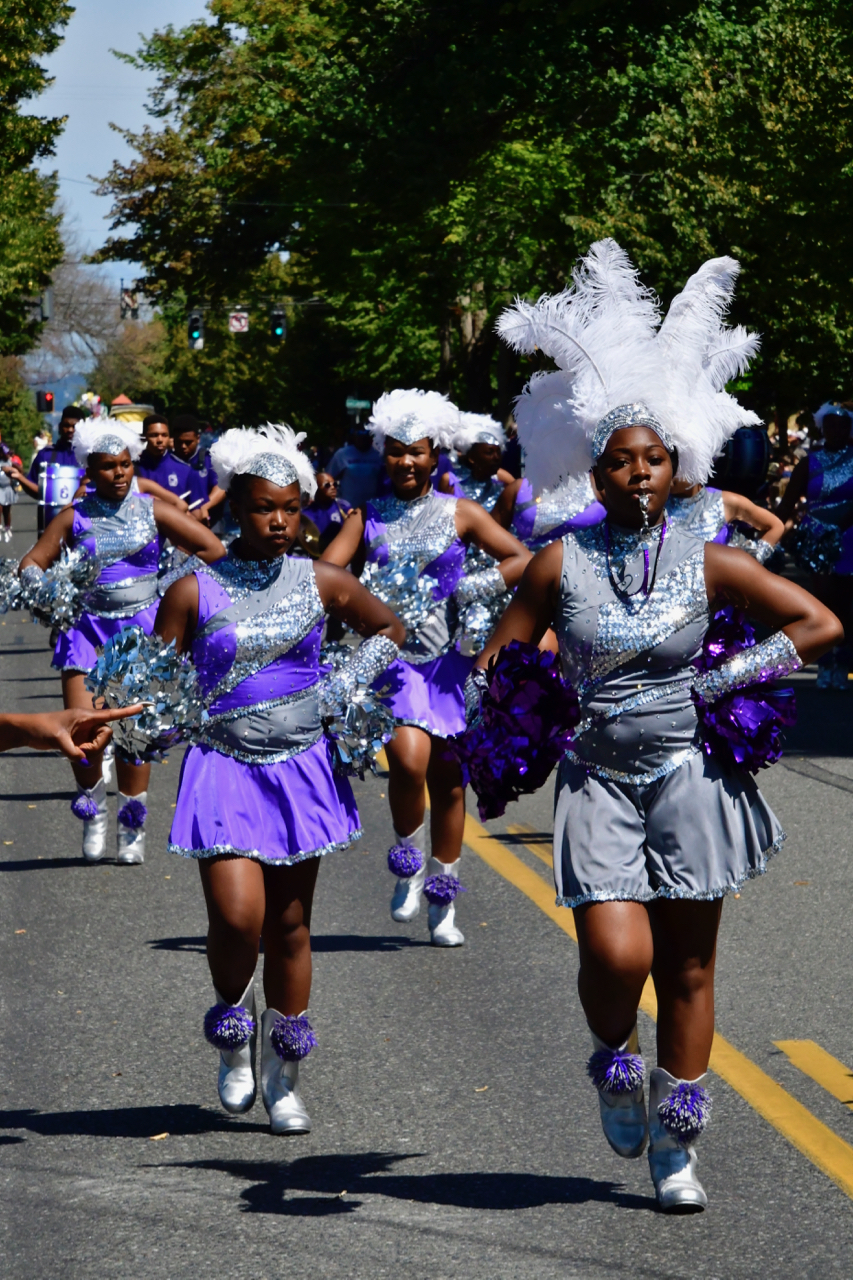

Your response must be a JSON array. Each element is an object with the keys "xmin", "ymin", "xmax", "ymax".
[
  {"xmin": 0, "ymin": 558, "xmax": 28, "ymax": 614},
  {"xmin": 360, "ymin": 556, "xmax": 438, "ymax": 632},
  {"xmin": 27, "ymin": 545, "xmax": 101, "ymax": 632},
  {"xmin": 321, "ymin": 675, "xmax": 397, "ymax": 778},
  {"xmin": 86, "ymin": 626, "xmax": 206, "ymax": 760}
]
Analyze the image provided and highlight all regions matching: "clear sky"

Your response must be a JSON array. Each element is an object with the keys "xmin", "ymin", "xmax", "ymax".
[{"xmin": 30, "ymin": 0, "xmax": 210, "ymax": 283}]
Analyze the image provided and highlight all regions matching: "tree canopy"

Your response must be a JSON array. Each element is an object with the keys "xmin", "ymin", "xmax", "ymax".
[{"xmin": 95, "ymin": 0, "xmax": 853, "ymax": 428}]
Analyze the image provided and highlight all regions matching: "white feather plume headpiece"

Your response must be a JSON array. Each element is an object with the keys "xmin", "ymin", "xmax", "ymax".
[
  {"xmin": 210, "ymin": 424, "xmax": 317, "ymax": 500},
  {"xmin": 497, "ymin": 239, "xmax": 761, "ymax": 492},
  {"xmin": 368, "ymin": 388, "xmax": 459, "ymax": 452},
  {"xmin": 453, "ymin": 412, "xmax": 506, "ymax": 455},
  {"xmin": 73, "ymin": 418, "xmax": 144, "ymax": 465}
]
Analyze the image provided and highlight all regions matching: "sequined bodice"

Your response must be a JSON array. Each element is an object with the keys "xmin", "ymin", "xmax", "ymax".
[
  {"xmin": 73, "ymin": 491, "xmax": 159, "ymax": 574},
  {"xmin": 808, "ymin": 448, "xmax": 853, "ymax": 518},
  {"xmin": 530, "ymin": 477, "xmax": 596, "ymax": 539},
  {"xmin": 665, "ymin": 488, "xmax": 726, "ymax": 541},
  {"xmin": 452, "ymin": 466, "xmax": 501, "ymax": 512},
  {"xmin": 366, "ymin": 492, "xmax": 460, "ymax": 569},
  {"xmin": 556, "ymin": 522, "xmax": 709, "ymax": 784},
  {"xmin": 192, "ymin": 552, "xmax": 325, "ymax": 709}
]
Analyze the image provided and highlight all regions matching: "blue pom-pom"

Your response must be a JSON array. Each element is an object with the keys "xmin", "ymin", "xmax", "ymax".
[
  {"xmin": 587, "ymin": 1047, "xmax": 645, "ymax": 1095},
  {"xmin": 658, "ymin": 1082, "xmax": 711, "ymax": 1144},
  {"xmin": 270, "ymin": 1014, "xmax": 317, "ymax": 1062},
  {"xmin": 387, "ymin": 844, "xmax": 424, "ymax": 877},
  {"xmin": 71, "ymin": 793, "xmax": 99, "ymax": 821},
  {"xmin": 203, "ymin": 1003, "xmax": 255, "ymax": 1051},
  {"xmin": 423, "ymin": 874, "xmax": 466, "ymax": 905},
  {"xmin": 117, "ymin": 798, "xmax": 147, "ymax": 829}
]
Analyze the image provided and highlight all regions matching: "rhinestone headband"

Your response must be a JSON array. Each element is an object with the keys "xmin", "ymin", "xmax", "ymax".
[
  {"xmin": 385, "ymin": 413, "xmax": 436, "ymax": 447},
  {"xmin": 240, "ymin": 451, "xmax": 299, "ymax": 489},
  {"xmin": 90, "ymin": 434, "xmax": 132, "ymax": 457},
  {"xmin": 591, "ymin": 403, "xmax": 675, "ymax": 461},
  {"xmin": 468, "ymin": 429, "xmax": 502, "ymax": 447}
]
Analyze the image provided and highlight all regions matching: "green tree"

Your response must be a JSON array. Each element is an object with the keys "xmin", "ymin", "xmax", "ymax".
[{"xmin": 0, "ymin": 2, "xmax": 72, "ymax": 354}]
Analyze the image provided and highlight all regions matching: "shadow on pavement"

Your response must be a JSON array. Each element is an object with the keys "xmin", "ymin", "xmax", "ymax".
[
  {"xmin": 147, "ymin": 936, "xmax": 207, "ymax": 953},
  {"xmin": 0, "ymin": 857, "xmax": 89, "ymax": 871},
  {"xmin": 0, "ymin": 1104, "xmax": 267, "ymax": 1138},
  {"xmin": 0, "ymin": 791, "xmax": 74, "ymax": 803},
  {"xmin": 156, "ymin": 1152, "xmax": 655, "ymax": 1214},
  {"xmin": 145, "ymin": 934, "xmax": 431, "ymax": 954},
  {"xmin": 786, "ymin": 687, "xmax": 853, "ymax": 757}
]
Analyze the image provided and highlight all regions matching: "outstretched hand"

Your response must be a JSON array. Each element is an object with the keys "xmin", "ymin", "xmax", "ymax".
[{"xmin": 0, "ymin": 705, "xmax": 145, "ymax": 762}]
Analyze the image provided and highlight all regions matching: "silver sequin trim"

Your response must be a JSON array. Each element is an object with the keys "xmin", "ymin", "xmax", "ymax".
[
  {"xmin": 454, "ymin": 467, "xmax": 501, "ymax": 512},
  {"xmin": 453, "ymin": 566, "xmax": 505, "ymax": 607},
  {"xmin": 818, "ymin": 447, "xmax": 853, "ymax": 500},
  {"xmin": 692, "ymin": 631, "xmax": 802, "ymax": 702},
  {"xmin": 665, "ymin": 488, "xmax": 726, "ymax": 541},
  {"xmin": 532, "ymin": 478, "xmax": 595, "ymax": 538},
  {"xmin": 591, "ymin": 403, "xmax": 674, "ymax": 460},
  {"xmin": 168, "ymin": 826, "xmax": 363, "ymax": 866},
  {"xmin": 87, "ymin": 572, "xmax": 159, "ymax": 618},
  {"xmin": 574, "ymin": 677, "xmax": 691, "ymax": 738},
  {"xmin": 564, "ymin": 744, "xmax": 699, "ymax": 787},
  {"xmin": 239, "ymin": 452, "xmax": 298, "ymax": 490},
  {"xmin": 79, "ymin": 491, "xmax": 158, "ymax": 569},
  {"xmin": 555, "ymin": 832, "xmax": 787, "ymax": 908}
]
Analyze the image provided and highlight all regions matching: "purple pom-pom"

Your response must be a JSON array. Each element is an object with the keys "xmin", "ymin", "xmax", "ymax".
[
  {"xmin": 117, "ymin": 798, "xmax": 147, "ymax": 829},
  {"xmin": 423, "ymin": 874, "xmax": 466, "ymax": 904},
  {"xmin": 270, "ymin": 1014, "xmax": 317, "ymax": 1062},
  {"xmin": 203, "ymin": 1003, "xmax": 255, "ymax": 1051},
  {"xmin": 448, "ymin": 640, "xmax": 580, "ymax": 820},
  {"xmin": 71, "ymin": 793, "xmax": 99, "ymax": 821},
  {"xmin": 694, "ymin": 606, "xmax": 796, "ymax": 774},
  {"xmin": 587, "ymin": 1047, "xmax": 645, "ymax": 1095},
  {"xmin": 658, "ymin": 1082, "xmax": 711, "ymax": 1144},
  {"xmin": 387, "ymin": 844, "xmax": 424, "ymax": 877}
]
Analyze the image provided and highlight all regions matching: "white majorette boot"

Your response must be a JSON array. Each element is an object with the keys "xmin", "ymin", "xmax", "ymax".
[
  {"xmin": 388, "ymin": 824, "xmax": 427, "ymax": 922},
  {"xmin": 101, "ymin": 739, "xmax": 115, "ymax": 787},
  {"xmin": 647, "ymin": 1067, "xmax": 711, "ymax": 1213},
  {"xmin": 587, "ymin": 1026, "xmax": 648, "ymax": 1158},
  {"xmin": 72, "ymin": 778, "xmax": 108, "ymax": 862},
  {"xmin": 203, "ymin": 979, "xmax": 257, "ymax": 1113},
  {"xmin": 260, "ymin": 1008, "xmax": 315, "ymax": 1134},
  {"xmin": 116, "ymin": 790, "xmax": 147, "ymax": 864},
  {"xmin": 425, "ymin": 856, "xmax": 466, "ymax": 947}
]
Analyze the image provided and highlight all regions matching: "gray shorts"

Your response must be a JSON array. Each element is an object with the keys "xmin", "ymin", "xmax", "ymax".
[{"xmin": 553, "ymin": 749, "xmax": 785, "ymax": 909}]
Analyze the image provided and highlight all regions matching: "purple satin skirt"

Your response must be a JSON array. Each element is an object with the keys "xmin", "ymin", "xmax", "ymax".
[
  {"xmin": 52, "ymin": 601, "xmax": 160, "ymax": 673},
  {"xmin": 168, "ymin": 737, "xmax": 362, "ymax": 865},
  {"xmin": 378, "ymin": 649, "xmax": 472, "ymax": 739}
]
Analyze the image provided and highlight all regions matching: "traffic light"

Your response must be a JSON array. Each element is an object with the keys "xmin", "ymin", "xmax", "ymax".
[
  {"xmin": 35, "ymin": 390, "xmax": 54, "ymax": 413},
  {"xmin": 270, "ymin": 309, "xmax": 286, "ymax": 342},
  {"xmin": 187, "ymin": 310, "xmax": 204, "ymax": 351}
]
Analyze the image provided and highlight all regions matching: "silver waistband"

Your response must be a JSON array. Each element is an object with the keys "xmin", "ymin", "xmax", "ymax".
[
  {"xmin": 84, "ymin": 572, "xmax": 160, "ymax": 618},
  {"xmin": 198, "ymin": 685, "xmax": 322, "ymax": 762}
]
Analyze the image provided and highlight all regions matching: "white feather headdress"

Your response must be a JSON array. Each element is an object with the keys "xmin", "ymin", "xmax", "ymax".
[
  {"xmin": 453, "ymin": 412, "xmax": 506, "ymax": 455},
  {"xmin": 73, "ymin": 419, "xmax": 144, "ymax": 465},
  {"xmin": 497, "ymin": 239, "xmax": 761, "ymax": 492},
  {"xmin": 368, "ymin": 388, "xmax": 459, "ymax": 452},
  {"xmin": 210, "ymin": 424, "xmax": 317, "ymax": 500}
]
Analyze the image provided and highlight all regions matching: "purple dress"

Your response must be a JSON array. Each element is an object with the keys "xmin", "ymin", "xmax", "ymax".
[
  {"xmin": 52, "ymin": 491, "xmax": 161, "ymax": 673},
  {"xmin": 362, "ymin": 492, "xmax": 472, "ymax": 739},
  {"xmin": 512, "ymin": 476, "xmax": 605, "ymax": 549},
  {"xmin": 169, "ymin": 552, "xmax": 361, "ymax": 865}
]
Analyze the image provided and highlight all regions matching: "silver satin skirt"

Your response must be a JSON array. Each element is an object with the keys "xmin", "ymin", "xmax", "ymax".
[{"xmin": 553, "ymin": 749, "xmax": 785, "ymax": 909}]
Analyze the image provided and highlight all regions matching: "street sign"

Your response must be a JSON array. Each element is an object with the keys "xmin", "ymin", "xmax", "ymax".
[
  {"xmin": 228, "ymin": 311, "xmax": 250, "ymax": 334},
  {"xmin": 345, "ymin": 397, "xmax": 372, "ymax": 411}
]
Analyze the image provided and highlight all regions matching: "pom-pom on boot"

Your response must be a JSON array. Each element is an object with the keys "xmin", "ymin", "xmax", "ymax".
[
  {"xmin": 72, "ymin": 779, "xmax": 108, "ymax": 862},
  {"xmin": 648, "ymin": 1067, "xmax": 710, "ymax": 1213},
  {"xmin": 587, "ymin": 1026, "xmax": 648, "ymax": 1158},
  {"xmin": 425, "ymin": 856, "xmax": 465, "ymax": 947},
  {"xmin": 389, "ymin": 824, "xmax": 426, "ymax": 922},
  {"xmin": 260, "ymin": 1008, "xmax": 314, "ymax": 1134},
  {"xmin": 116, "ymin": 790, "xmax": 147, "ymax": 864},
  {"xmin": 204, "ymin": 979, "xmax": 257, "ymax": 1114}
]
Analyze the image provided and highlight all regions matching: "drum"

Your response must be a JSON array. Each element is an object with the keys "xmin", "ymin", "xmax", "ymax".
[{"xmin": 38, "ymin": 462, "xmax": 85, "ymax": 509}]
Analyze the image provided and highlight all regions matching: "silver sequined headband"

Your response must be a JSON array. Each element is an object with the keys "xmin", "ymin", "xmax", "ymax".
[
  {"xmin": 591, "ymin": 403, "xmax": 675, "ymax": 462},
  {"xmin": 90, "ymin": 434, "xmax": 131, "ymax": 457},
  {"xmin": 468, "ymin": 430, "xmax": 502, "ymax": 447},
  {"xmin": 386, "ymin": 413, "xmax": 437, "ymax": 447},
  {"xmin": 240, "ymin": 451, "xmax": 299, "ymax": 489}
]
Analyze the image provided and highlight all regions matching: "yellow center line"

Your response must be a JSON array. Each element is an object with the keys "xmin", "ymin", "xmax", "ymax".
[{"xmin": 775, "ymin": 1040, "xmax": 853, "ymax": 1111}]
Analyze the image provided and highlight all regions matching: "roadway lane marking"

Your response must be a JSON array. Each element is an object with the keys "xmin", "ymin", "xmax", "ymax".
[
  {"xmin": 775, "ymin": 1040, "xmax": 853, "ymax": 1110},
  {"xmin": 461, "ymin": 811, "xmax": 853, "ymax": 1200}
]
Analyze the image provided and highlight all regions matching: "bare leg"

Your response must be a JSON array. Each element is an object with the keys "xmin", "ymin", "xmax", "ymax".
[
  {"xmin": 574, "ymin": 900, "xmax": 654, "ymax": 1046},
  {"xmin": 62, "ymin": 672, "xmax": 103, "ymax": 789},
  {"xmin": 385, "ymin": 725, "xmax": 431, "ymax": 836},
  {"xmin": 115, "ymin": 754, "xmax": 151, "ymax": 797},
  {"xmin": 261, "ymin": 857, "xmax": 321, "ymax": 1013},
  {"xmin": 199, "ymin": 856, "xmax": 266, "ymax": 1003},
  {"xmin": 648, "ymin": 898, "xmax": 722, "ymax": 1079},
  {"xmin": 425, "ymin": 738, "xmax": 465, "ymax": 864}
]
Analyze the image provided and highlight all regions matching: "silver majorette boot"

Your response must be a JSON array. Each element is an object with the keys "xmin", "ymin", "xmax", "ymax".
[
  {"xmin": 204, "ymin": 980, "xmax": 258, "ymax": 1113},
  {"xmin": 260, "ymin": 1008, "xmax": 315, "ymax": 1134},
  {"xmin": 116, "ymin": 790, "xmax": 147, "ymax": 864},
  {"xmin": 647, "ymin": 1067, "xmax": 711, "ymax": 1212},
  {"xmin": 388, "ymin": 824, "xmax": 427, "ymax": 922},
  {"xmin": 425, "ymin": 856, "xmax": 466, "ymax": 947},
  {"xmin": 587, "ymin": 1026, "xmax": 648, "ymax": 1158},
  {"xmin": 101, "ymin": 739, "xmax": 115, "ymax": 787},
  {"xmin": 72, "ymin": 778, "xmax": 108, "ymax": 862}
]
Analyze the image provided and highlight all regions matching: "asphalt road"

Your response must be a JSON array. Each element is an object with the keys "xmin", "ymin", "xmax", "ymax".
[{"xmin": 2, "ymin": 502, "xmax": 853, "ymax": 1278}]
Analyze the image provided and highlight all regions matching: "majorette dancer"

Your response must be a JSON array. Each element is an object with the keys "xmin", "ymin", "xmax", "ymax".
[
  {"xmin": 777, "ymin": 404, "xmax": 853, "ymax": 687},
  {"xmin": 438, "ymin": 413, "xmax": 511, "ymax": 510},
  {"xmin": 666, "ymin": 479, "xmax": 783, "ymax": 556},
  {"xmin": 470, "ymin": 241, "xmax": 839, "ymax": 1210},
  {"xmin": 321, "ymin": 389, "xmax": 531, "ymax": 945},
  {"xmin": 152, "ymin": 425, "xmax": 403, "ymax": 1132},
  {"xmin": 18, "ymin": 419, "xmax": 224, "ymax": 864}
]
